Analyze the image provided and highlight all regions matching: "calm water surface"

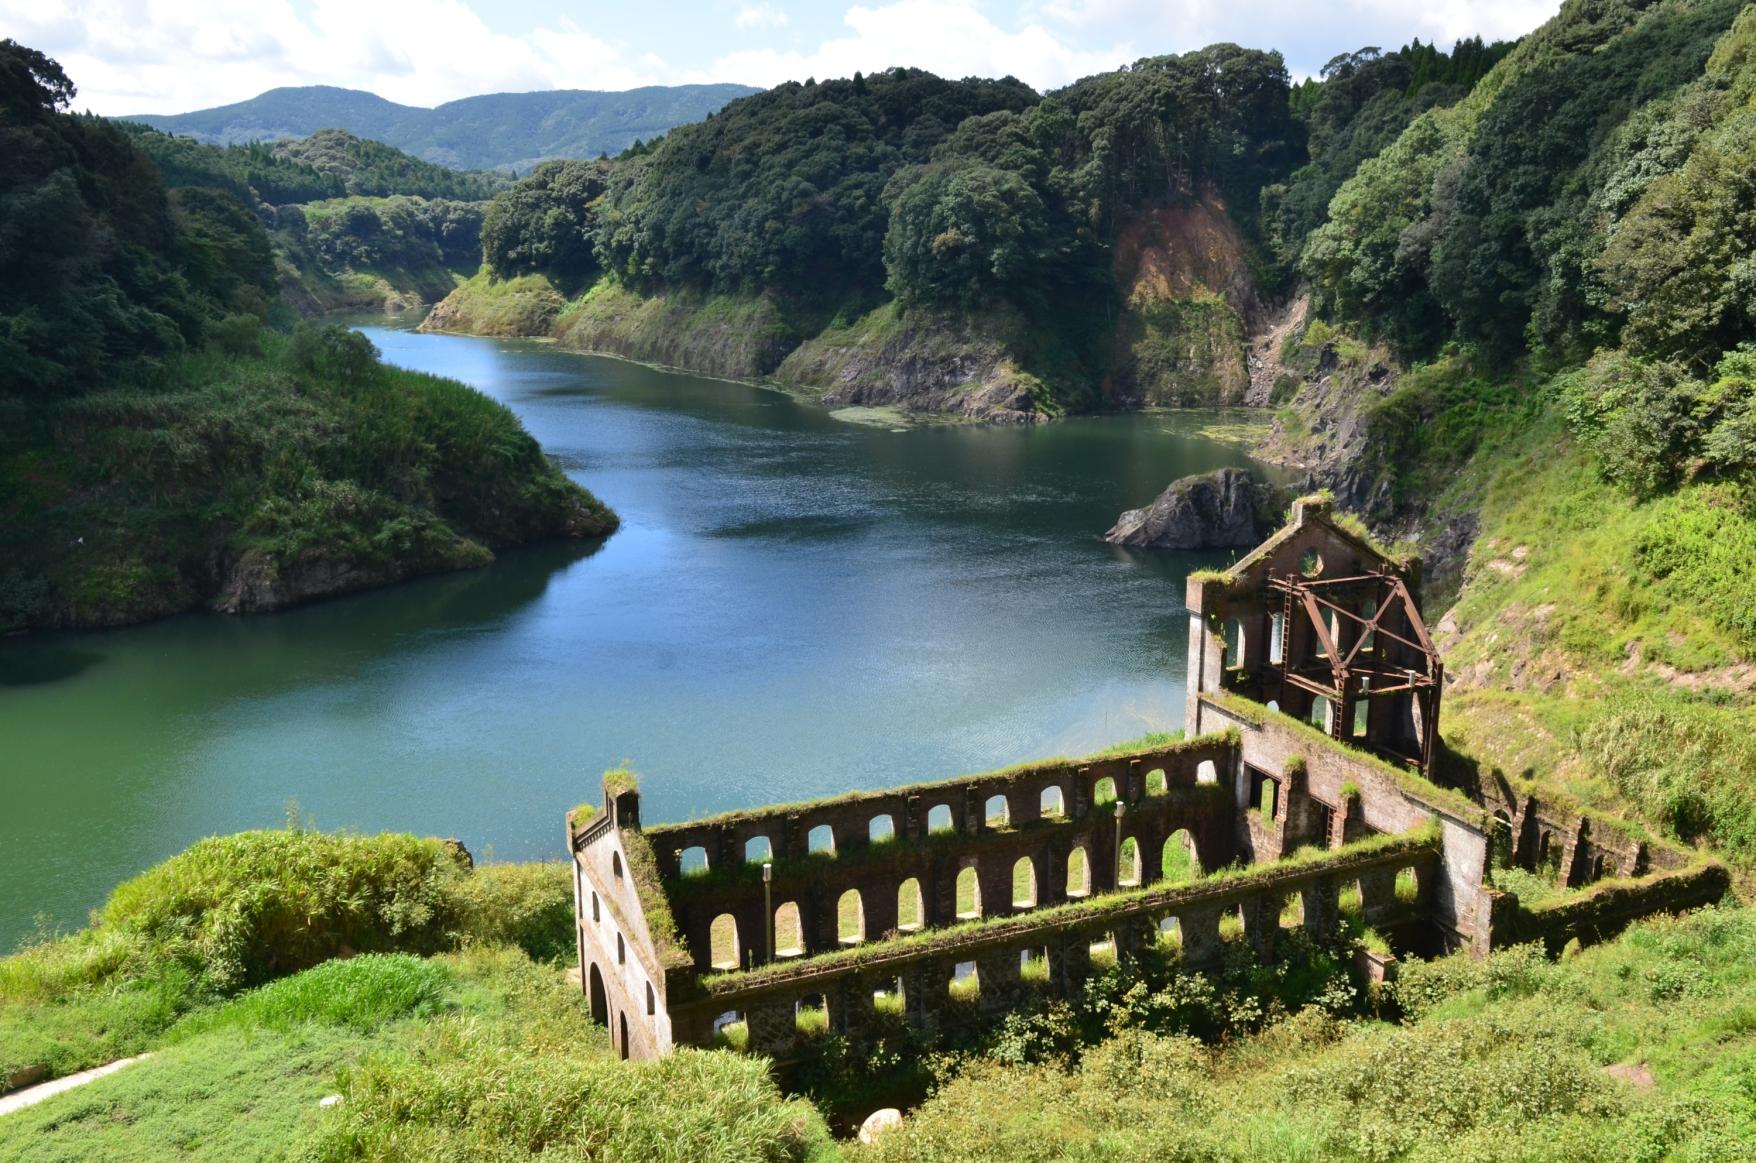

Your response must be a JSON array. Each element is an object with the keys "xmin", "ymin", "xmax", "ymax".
[{"xmin": 0, "ymin": 322, "xmax": 1278, "ymax": 946}]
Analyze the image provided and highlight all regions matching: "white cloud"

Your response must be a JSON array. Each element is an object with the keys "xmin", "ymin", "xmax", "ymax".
[
  {"xmin": 3, "ymin": 0, "xmax": 1564, "ymax": 115},
  {"xmin": 0, "ymin": 0, "xmax": 665, "ymax": 113},
  {"xmin": 700, "ymin": 0, "xmax": 1134, "ymax": 90},
  {"xmin": 1035, "ymin": 0, "xmax": 1560, "ymax": 76},
  {"xmin": 735, "ymin": 3, "xmax": 789, "ymax": 30}
]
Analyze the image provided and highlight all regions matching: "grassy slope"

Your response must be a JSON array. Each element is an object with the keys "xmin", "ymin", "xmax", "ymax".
[
  {"xmin": 0, "ymin": 832, "xmax": 829, "ymax": 1162},
  {"xmin": 1395, "ymin": 382, "xmax": 1756, "ymax": 866},
  {"xmin": 1, "ymin": 947, "xmax": 829, "ymax": 1163},
  {"xmin": 0, "ymin": 326, "xmax": 615, "ymax": 632},
  {"xmin": 860, "ymin": 905, "xmax": 1756, "ymax": 1162}
]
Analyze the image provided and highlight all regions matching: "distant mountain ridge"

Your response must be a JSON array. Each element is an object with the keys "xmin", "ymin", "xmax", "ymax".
[{"xmin": 125, "ymin": 83, "xmax": 761, "ymax": 171}]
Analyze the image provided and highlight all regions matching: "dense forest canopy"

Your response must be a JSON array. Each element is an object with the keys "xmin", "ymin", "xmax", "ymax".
[
  {"xmin": 0, "ymin": 41, "xmax": 275, "ymax": 396},
  {"xmin": 470, "ymin": 36, "xmax": 1510, "ymax": 354},
  {"xmin": 0, "ymin": 38, "xmax": 611, "ymax": 634}
]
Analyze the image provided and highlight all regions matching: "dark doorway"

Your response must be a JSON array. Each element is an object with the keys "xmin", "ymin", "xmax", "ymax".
[{"xmin": 588, "ymin": 962, "xmax": 608, "ymax": 1025}]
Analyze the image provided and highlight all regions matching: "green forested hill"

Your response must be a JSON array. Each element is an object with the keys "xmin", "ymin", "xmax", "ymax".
[
  {"xmin": 125, "ymin": 82, "xmax": 761, "ymax": 171},
  {"xmin": 1255, "ymin": 0, "xmax": 1756, "ymax": 869},
  {"xmin": 440, "ymin": 42, "xmax": 1503, "ymax": 414},
  {"xmin": 119, "ymin": 124, "xmax": 503, "ymax": 313},
  {"xmin": 0, "ymin": 41, "xmax": 615, "ymax": 633}
]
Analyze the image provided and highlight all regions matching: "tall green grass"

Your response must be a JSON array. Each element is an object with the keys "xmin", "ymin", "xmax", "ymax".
[{"xmin": 859, "ymin": 906, "xmax": 1756, "ymax": 1161}]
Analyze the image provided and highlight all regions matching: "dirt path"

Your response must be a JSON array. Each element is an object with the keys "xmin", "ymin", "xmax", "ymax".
[{"xmin": 0, "ymin": 1054, "xmax": 152, "ymax": 1117}]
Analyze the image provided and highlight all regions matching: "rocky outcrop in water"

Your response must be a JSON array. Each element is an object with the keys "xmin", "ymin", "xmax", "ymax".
[{"xmin": 1104, "ymin": 468, "xmax": 1262, "ymax": 549}]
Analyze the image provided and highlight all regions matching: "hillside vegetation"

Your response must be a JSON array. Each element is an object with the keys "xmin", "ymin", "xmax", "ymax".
[
  {"xmin": 429, "ymin": 39, "xmax": 1508, "ymax": 416},
  {"xmin": 119, "ymin": 124, "xmax": 504, "ymax": 313},
  {"xmin": 0, "ymin": 42, "xmax": 615, "ymax": 632},
  {"xmin": 1240, "ymin": 0, "xmax": 1756, "ymax": 870},
  {"xmin": 0, "ymin": 828, "xmax": 829, "ymax": 1162},
  {"xmin": 5, "ymin": 823, "xmax": 1753, "ymax": 1161}
]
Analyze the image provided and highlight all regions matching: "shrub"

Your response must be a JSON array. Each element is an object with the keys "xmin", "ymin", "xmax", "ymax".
[
  {"xmin": 450, "ymin": 861, "xmax": 576, "ymax": 963},
  {"xmin": 102, "ymin": 829, "xmax": 467, "ymax": 992}
]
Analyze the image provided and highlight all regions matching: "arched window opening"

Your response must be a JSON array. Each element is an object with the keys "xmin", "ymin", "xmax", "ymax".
[
  {"xmin": 591, "ymin": 890, "xmax": 600, "ymax": 923},
  {"xmin": 897, "ymin": 878, "xmax": 924, "ymax": 932},
  {"xmin": 646, "ymin": 981, "xmax": 655, "ymax": 1016},
  {"xmin": 1195, "ymin": 759, "xmax": 1218, "ymax": 785},
  {"xmin": 679, "ymin": 846, "xmax": 709, "ymax": 876},
  {"xmin": 710, "ymin": 913, "xmax": 740, "ymax": 971},
  {"xmin": 1225, "ymin": 615, "xmax": 1246, "ymax": 669},
  {"xmin": 1012, "ymin": 856, "xmax": 1037, "ymax": 909},
  {"xmin": 744, "ymin": 835, "xmax": 772, "ymax": 864},
  {"xmin": 949, "ymin": 960, "xmax": 980, "ymax": 1003},
  {"xmin": 1491, "ymin": 811, "xmax": 1515, "ymax": 870},
  {"xmin": 1067, "ymin": 845, "xmax": 1091, "ymax": 897},
  {"xmin": 1089, "ymin": 933, "xmax": 1117, "ymax": 968},
  {"xmin": 612, "ymin": 851, "xmax": 623, "ymax": 879},
  {"xmin": 1250, "ymin": 767, "xmax": 1281, "ymax": 821},
  {"xmin": 587, "ymin": 963, "xmax": 608, "ymax": 1025},
  {"xmin": 984, "ymin": 794, "xmax": 1010, "ymax": 828},
  {"xmin": 1311, "ymin": 696, "xmax": 1334, "ymax": 734},
  {"xmin": 1092, "ymin": 776, "xmax": 1117, "ymax": 809},
  {"xmin": 955, "ymin": 865, "xmax": 981, "ymax": 919},
  {"xmin": 1145, "ymin": 768, "xmax": 1168, "ymax": 796},
  {"xmin": 1020, "ymin": 947, "xmax": 1050, "ymax": 984},
  {"xmin": 837, "ymin": 889, "xmax": 865, "ymax": 945},
  {"xmin": 616, "ymin": 931, "xmax": 625, "ymax": 964},
  {"xmin": 873, "ymin": 976, "xmax": 906, "ymax": 1016},
  {"xmin": 1040, "ymin": 785, "xmax": 1066, "ymax": 818},
  {"xmin": 618, "ymin": 1012, "xmax": 630, "ymax": 1060},
  {"xmin": 869, "ymin": 814, "xmax": 896, "ymax": 844},
  {"xmin": 774, "ymin": 901, "xmax": 804, "ymax": 957},
  {"xmin": 807, "ymin": 824, "xmax": 836, "ymax": 855},
  {"xmin": 1163, "ymin": 829, "xmax": 1200, "ymax": 883},
  {"xmin": 926, "ymin": 804, "xmax": 955, "ymax": 834},
  {"xmin": 1118, "ymin": 836, "xmax": 1142, "ymax": 887},
  {"xmin": 712, "ymin": 1010, "xmax": 748, "ymax": 1051},
  {"xmin": 1269, "ymin": 611, "xmax": 1286, "ymax": 664},
  {"xmin": 795, "ymin": 993, "xmax": 829, "ymax": 1037}
]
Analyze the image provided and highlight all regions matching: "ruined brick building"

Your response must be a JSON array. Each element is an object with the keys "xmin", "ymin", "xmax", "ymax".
[{"xmin": 570, "ymin": 496, "xmax": 1728, "ymax": 1061}]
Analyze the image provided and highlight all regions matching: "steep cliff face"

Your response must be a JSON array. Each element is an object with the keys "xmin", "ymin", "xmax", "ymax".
[
  {"xmin": 1107, "ymin": 192, "xmax": 1260, "ymax": 407},
  {"xmin": 420, "ymin": 272, "xmax": 564, "ymax": 336},
  {"xmin": 552, "ymin": 283, "xmax": 801, "ymax": 379},
  {"xmin": 420, "ymin": 189, "xmax": 1276, "ymax": 423},
  {"xmin": 773, "ymin": 303, "xmax": 1052, "ymax": 423}
]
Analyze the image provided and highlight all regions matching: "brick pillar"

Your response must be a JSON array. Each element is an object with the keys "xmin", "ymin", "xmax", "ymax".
[
  {"xmin": 1178, "ymin": 905, "xmax": 1224, "ymax": 966},
  {"xmin": 1241, "ymin": 892, "xmax": 1280, "ymax": 963},
  {"xmin": 1302, "ymin": 877, "xmax": 1341, "ymax": 942}
]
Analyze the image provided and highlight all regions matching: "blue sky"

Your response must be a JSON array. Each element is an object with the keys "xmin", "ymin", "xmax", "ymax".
[{"xmin": 3, "ymin": 1, "xmax": 1563, "ymax": 114}]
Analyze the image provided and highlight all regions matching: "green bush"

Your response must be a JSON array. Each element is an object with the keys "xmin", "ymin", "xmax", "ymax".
[
  {"xmin": 102, "ymin": 829, "xmax": 467, "ymax": 992},
  {"xmin": 449, "ymin": 861, "xmax": 577, "ymax": 963}
]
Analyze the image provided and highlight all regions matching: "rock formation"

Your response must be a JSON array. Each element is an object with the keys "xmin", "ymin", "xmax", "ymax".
[{"xmin": 1104, "ymin": 467, "xmax": 1261, "ymax": 549}]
